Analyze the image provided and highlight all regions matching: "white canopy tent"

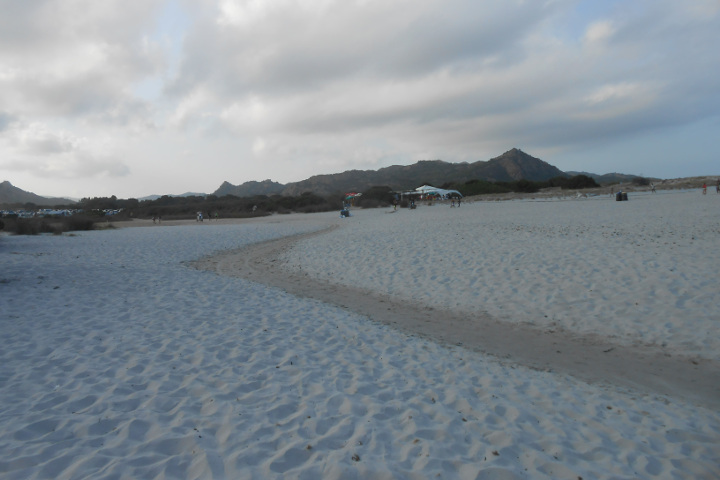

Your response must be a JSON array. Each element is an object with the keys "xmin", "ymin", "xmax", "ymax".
[{"xmin": 411, "ymin": 185, "xmax": 463, "ymax": 198}]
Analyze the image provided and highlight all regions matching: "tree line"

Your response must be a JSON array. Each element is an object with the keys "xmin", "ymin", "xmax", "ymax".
[{"xmin": 2, "ymin": 174, "xmax": 602, "ymax": 234}]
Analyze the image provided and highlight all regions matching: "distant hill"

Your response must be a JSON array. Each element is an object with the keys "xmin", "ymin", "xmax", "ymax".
[
  {"xmin": 0, "ymin": 181, "xmax": 76, "ymax": 207},
  {"xmin": 214, "ymin": 179, "xmax": 285, "ymax": 197},
  {"xmin": 216, "ymin": 148, "xmax": 566, "ymax": 197},
  {"xmin": 138, "ymin": 192, "xmax": 208, "ymax": 201},
  {"xmin": 564, "ymin": 171, "xmax": 652, "ymax": 185}
]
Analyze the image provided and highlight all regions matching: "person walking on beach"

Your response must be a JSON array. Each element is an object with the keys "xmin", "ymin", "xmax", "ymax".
[
  {"xmin": 650, "ymin": 182, "xmax": 656, "ymax": 193},
  {"xmin": 702, "ymin": 183, "xmax": 707, "ymax": 195},
  {"xmin": 716, "ymin": 179, "xmax": 719, "ymax": 194}
]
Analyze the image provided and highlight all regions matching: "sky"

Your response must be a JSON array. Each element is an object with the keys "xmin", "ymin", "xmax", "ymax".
[{"xmin": 1, "ymin": 0, "xmax": 719, "ymax": 200}]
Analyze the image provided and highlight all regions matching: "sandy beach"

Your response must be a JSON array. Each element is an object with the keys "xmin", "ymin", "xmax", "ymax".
[{"xmin": 2, "ymin": 190, "xmax": 719, "ymax": 479}]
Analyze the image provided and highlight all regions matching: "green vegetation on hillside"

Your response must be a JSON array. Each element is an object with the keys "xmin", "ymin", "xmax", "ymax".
[{"xmin": 442, "ymin": 174, "xmax": 599, "ymax": 197}]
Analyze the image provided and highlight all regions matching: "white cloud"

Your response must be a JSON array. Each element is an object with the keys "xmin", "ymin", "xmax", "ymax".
[
  {"xmin": 219, "ymin": 95, "xmax": 272, "ymax": 132},
  {"xmin": 0, "ymin": 0, "xmax": 167, "ymax": 121},
  {"xmin": 17, "ymin": 124, "xmax": 77, "ymax": 156},
  {"xmin": 0, "ymin": 121, "xmax": 130, "ymax": 179},
  {"xmin": 168, "ymin": 86, "xmax": 219, "ymax": 129},
  {"xmin": 584, "ymin": 20, "xmax": 615, "ymax": 44},
  {"xmin": 252, "ymin": 136, "xmax": 266, "ymax": 154},
  {"xmin": 2, "ymin": 151, "xmax": 130, "ymax": 180},
  {"xmin": 583, "ymin": 83, "xmax": 653, "ymax": 111},
  {"xmin": 33, "ymin": 152, "xmax": 130, "ymax": 179},
  {"xmin": 217, "ymin": 0, "xmax": 276, "ymax": 27}
]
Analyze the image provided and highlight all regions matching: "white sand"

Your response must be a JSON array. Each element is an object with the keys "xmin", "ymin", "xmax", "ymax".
[
  {"xmin": 281, "ymin": 190, "xmax": 720, "ymax": 360},
  {"xmin": 1, "ymin": 195, "xmax": 719, "ymax": 479}
]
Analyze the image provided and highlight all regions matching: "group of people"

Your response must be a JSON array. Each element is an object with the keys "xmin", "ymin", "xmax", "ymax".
[
  {"xmin": 651, "ymin": 180, "xmax": 720, "ymax": 195},
  {"xmin": 196, "ymin": 212, "xmax": 220, "ymax": 222},
  {"xmin": 389, "ymin": 196, "xmax": 461, "ymax": 210}
]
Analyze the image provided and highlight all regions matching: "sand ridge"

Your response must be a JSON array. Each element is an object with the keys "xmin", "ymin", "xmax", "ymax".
[{"xmin": 193, "ymin": 219, "xmax": 720, "ymax": 410}]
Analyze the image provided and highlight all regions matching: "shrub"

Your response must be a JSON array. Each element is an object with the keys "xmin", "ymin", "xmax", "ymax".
[
  {"xmin": 13, "ymin": 219, "xmax": 40, "ymax": 235},
  {"xmin": 547, "ymin": 175, "xmax": 599, "ymax": 189},
  {"xmin": 63, "ymin": 215, "xmax": 97, "ymax": 231},
  {"xmin": 455, "ymin": 179, "xmax": 513, "ymax": 196},
  {"xmin": 360, "ymin": 186, "xmax": 394, "ymax": 206},
  {"xmin": 513, "ymin": 179, "xmax": 540, "ymax": 193},
  {"xmin": 3, "ymin": 215, "xmax": 98, "ymax": 235},
  {"xmin": 295, "ymin": 201, "xmax": 336, "ymax": 213},
  {"xmin": 358, "ymin": 198, "xmax": 385, "ymax": 209}
]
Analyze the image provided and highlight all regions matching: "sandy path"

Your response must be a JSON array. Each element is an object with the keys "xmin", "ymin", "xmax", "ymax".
[{"xmin": 193, "ymin": 225, "xmax": 720, "ymax": 410}]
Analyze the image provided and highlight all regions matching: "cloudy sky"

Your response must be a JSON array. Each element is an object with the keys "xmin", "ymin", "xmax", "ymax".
[{"xmin": 1, "ymin": 0, "xmax": 718, "ymax": 199}]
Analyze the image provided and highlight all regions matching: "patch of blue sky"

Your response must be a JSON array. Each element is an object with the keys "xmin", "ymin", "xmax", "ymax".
[
  {"xmin": 548, "ymin": 0, "xmax": 633, "ymax": 43},
  {"xmin": 132, "ymin": 77, "xmax": 165, "ymax": 102},
  {"xmin": 131, "ymin": 0, "xmax": 192, "ymax": 102},
  {"xmin": 154, "ymin": 0, "xmax": 192, "ymax": 55},
  {"xmin": 552, "ymin": 114, "xmax": 720, "ymax": 178}
]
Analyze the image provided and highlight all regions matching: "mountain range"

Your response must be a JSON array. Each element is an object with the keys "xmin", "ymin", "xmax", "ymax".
[
  {"xmin": 565, "ymin": 171, "xmax": 653, "ymax": 185},
  {"xmin": 216, "ymin": 148, "xmax": 566, "ymax": 197},
  {"xmin": 138, "ymin": 192, "xmax": 208, "ymax": 201},
  {"xmin": 1, "ymin": 149, "xmax": 646, "ymax": 206},
  {"xmin": 0, "ymin": 181, "xmax": 76, "ymax": 207}
]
